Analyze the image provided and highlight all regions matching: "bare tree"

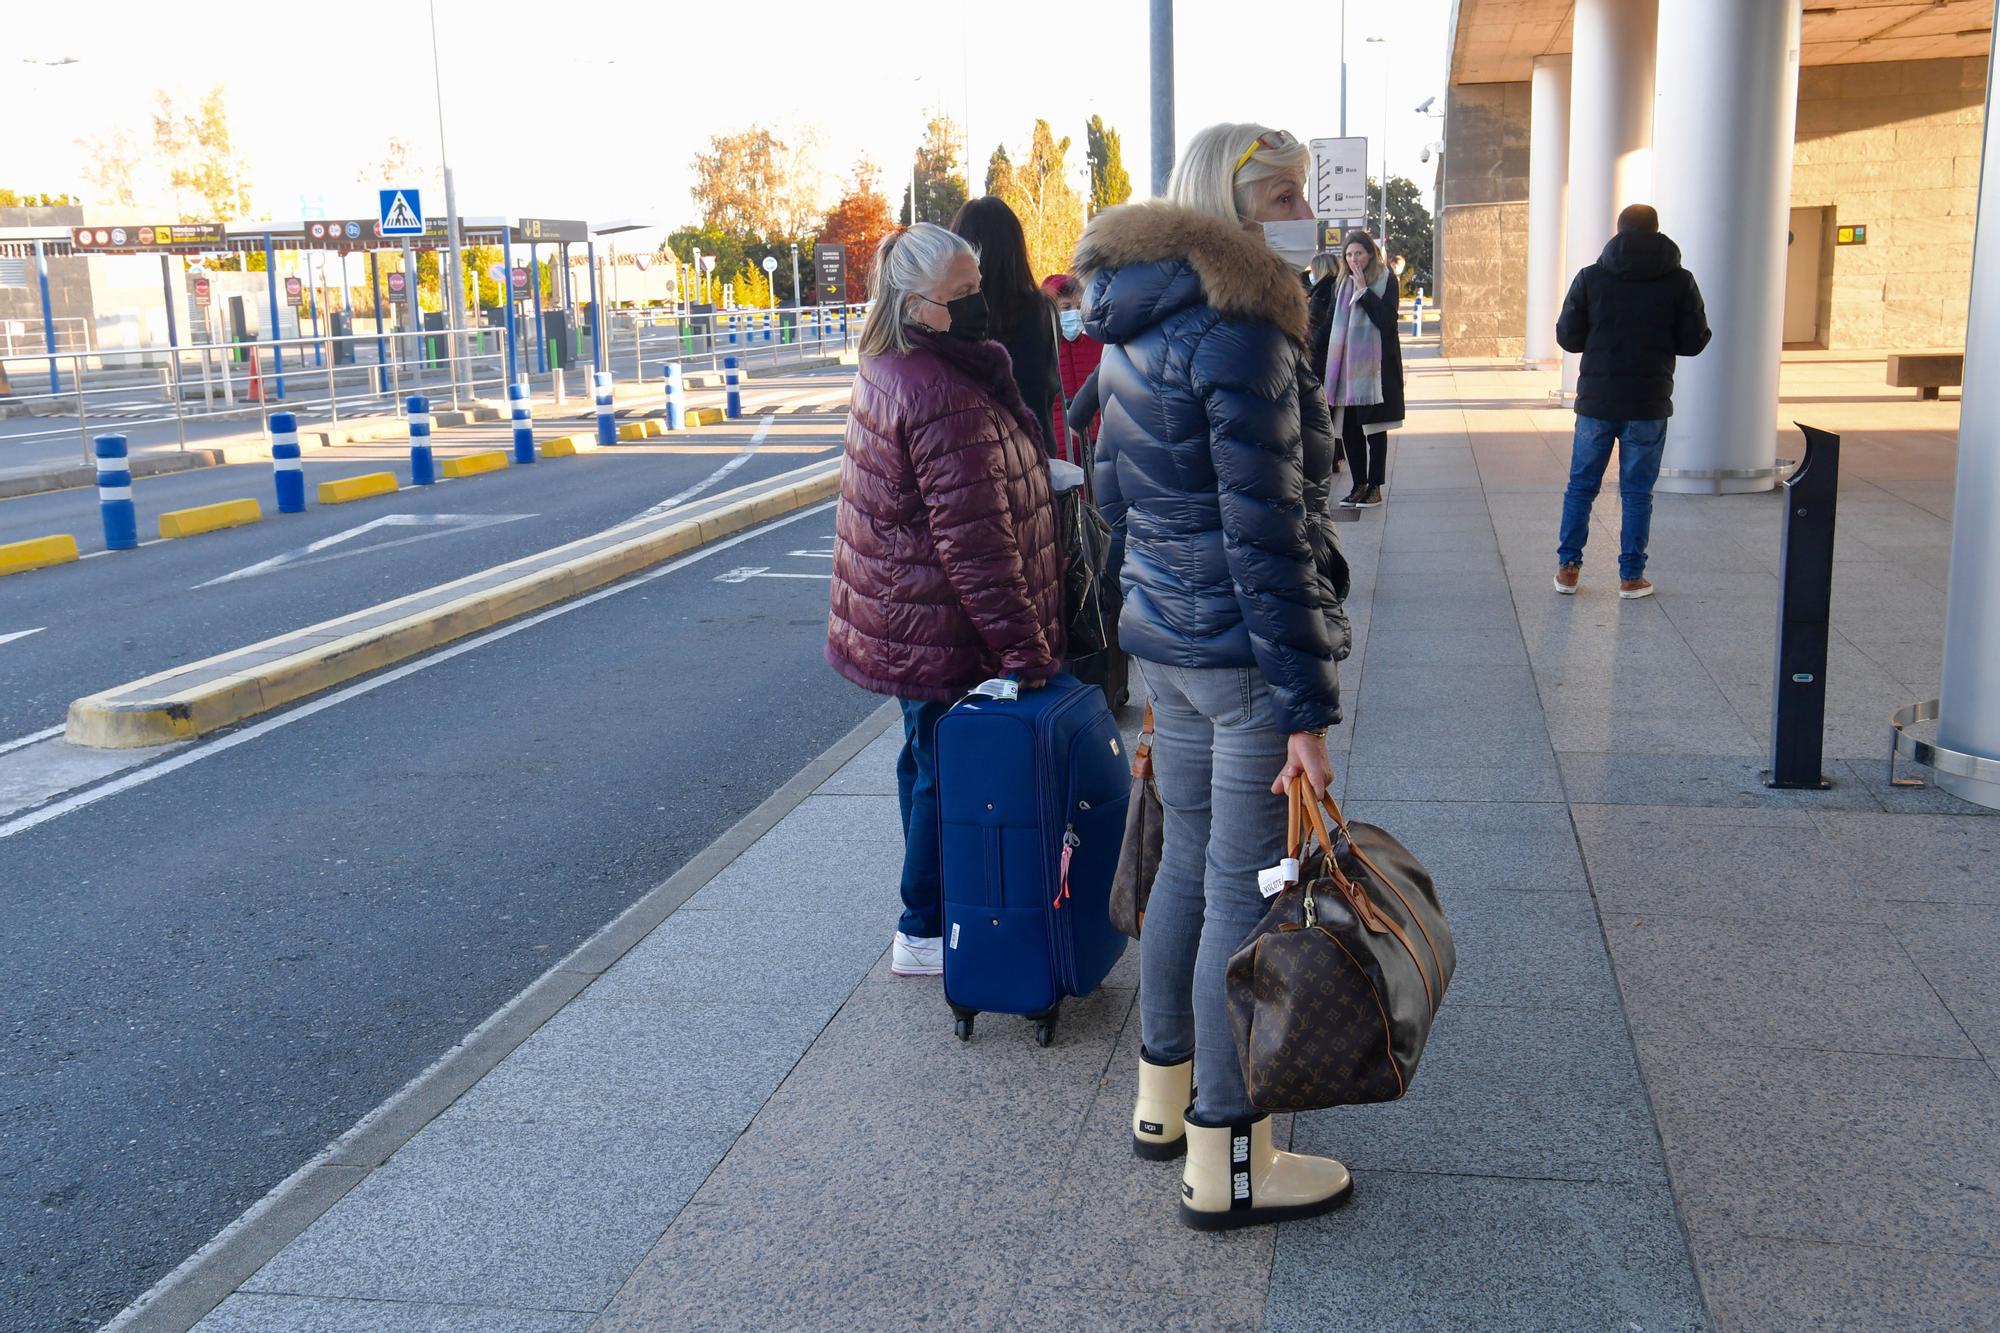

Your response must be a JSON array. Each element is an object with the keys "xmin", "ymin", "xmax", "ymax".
[{"xmin": 78, "ymin": 129, "xmax": 149, "ymax": 211}]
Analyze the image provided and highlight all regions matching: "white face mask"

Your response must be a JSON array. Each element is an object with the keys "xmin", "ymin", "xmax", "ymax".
[
  {"xmin": 1058, "ymin": 308, "xmax": 1084, "ymax": 341},
  {"xmin": 1260, "ymin": 220, "xmax": 1320, "ymax": 269}
]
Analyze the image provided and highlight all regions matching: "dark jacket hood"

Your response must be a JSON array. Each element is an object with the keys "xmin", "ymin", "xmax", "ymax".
[
  {"xmin": 1598, "ymin": 230, "xmax": 1684, "ymax": 280},
  {"xmin": 1072, "ymin": 201, "xmax": 1309, "ymax": 346}
]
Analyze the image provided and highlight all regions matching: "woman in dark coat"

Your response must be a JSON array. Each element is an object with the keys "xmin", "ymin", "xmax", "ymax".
[
  {"xmin": 1074, "ymin": 121, "xmax": 1354, "ymax": 1231},
  {"xmin": 827, "ymin": 222, "xmax": 1066, "ymax": 980},
  {"xmin": 1313, "ymin": 229, "xmax": 1405, "ymax": 508},
  {"xmin": 952, "ymin": 196, "xmax": 1062, "ymax": 455}
]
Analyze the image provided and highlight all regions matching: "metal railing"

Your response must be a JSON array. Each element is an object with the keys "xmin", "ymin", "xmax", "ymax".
[
  {"xmin": 0, "ymin": 302, "xmax": 869, "ymax": 468},
  {"xmin": 0, "ymin": 315, "xmax": 91, "ymax": 357}
]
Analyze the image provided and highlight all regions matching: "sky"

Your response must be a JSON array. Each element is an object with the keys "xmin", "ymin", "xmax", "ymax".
[{"xmin": 3, "ymin": 0, "xmax": 1452, "ymax": 245}]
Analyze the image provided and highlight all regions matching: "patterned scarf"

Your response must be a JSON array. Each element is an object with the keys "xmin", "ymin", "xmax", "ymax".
[
  {"xmin": 907, "ymin": 327, "xmax": 1047, "ymax": 455},
  {"xmin": 1323, "ymin": 268, "xmax": 1389, "ymax": 410}
]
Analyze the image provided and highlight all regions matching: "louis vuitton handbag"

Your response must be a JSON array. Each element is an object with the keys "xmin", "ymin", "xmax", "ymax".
[
  {"xmin": 1108, "ymin": 703, "xmax": 1162, "ymax": 939},
  {"xmin": 1225, "ymin": 780, "xmax": 1454, "ymax": 1111}
]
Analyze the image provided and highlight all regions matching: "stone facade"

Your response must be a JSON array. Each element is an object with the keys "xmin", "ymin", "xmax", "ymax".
[
  {"xmin": 0, "ymin": 205, "xmax": 93, "ymax": 349},
  {"xmin": 1792, "ymin": 57, "xmax": 1984, "ymax": 351},
  {"xmin": 1440, "ymin": 56, "xmax": 1987, "ymax": 359},
  {"xmin": 1440, "ymin": 82, "xmax": 1532, "ymax": 359}
]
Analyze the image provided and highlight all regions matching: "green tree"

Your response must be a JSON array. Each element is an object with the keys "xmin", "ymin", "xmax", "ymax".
[
  {"xmin": 1364, "ymin": 176, "xmax": 1435, "ymax": 293},
  {"xmin": 152, "ymin": 86, "xmax": 249, "ymax": 222},
  {"xmin": 900, "ymin": 115, "xmax": 970, "ymax": 227},
  {"xmin": 984, "ymin": 144, "xmax": 1012, "ymax": 197},
  {"xmin": 992, "ymin": 120, "xmax": 1085, "ymax": 281},
  {"xmin": 1085, "ymin": 115, "xmax": 1133, "ymax": 214}
]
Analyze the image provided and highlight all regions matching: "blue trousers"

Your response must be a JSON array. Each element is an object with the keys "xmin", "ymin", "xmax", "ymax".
[
  {"xmin": 1558, "ymin": 415, "xmax": 1669, "ymax": 581},
  {"xmin": 896, "ymin": 698, "xmax": 951, "ymax": 939}
]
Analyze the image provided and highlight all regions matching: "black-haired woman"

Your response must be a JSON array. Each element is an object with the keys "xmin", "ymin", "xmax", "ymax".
[{"xmin": 951, "ymin": 196, "xmax": 1062, "ymax": 456}]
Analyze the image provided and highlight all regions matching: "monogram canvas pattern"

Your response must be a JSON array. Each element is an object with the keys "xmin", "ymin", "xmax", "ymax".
[{"xmin": 1225, "ymin": 802, "xmax": 1455, "ymax": 1114}]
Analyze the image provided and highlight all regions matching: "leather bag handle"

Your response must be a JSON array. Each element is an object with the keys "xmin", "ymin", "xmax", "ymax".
[{"xmin": 1132, "ymin": 702, "xmax": 1155, "ymax": 780}]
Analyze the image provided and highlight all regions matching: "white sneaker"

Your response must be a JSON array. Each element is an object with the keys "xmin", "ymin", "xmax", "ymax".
[{"xmin": 891, "ymin": 931, "xmax": 943, "ymax": 977}]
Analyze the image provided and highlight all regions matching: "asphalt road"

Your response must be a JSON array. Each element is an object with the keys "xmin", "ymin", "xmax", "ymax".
[
  {"xmin": 0, "ymin": 369, "xmax": 852, "ymax": 739},
  {"xmin": 0, "ymin": 501, "xmax": 883, "ymax": 1330}
]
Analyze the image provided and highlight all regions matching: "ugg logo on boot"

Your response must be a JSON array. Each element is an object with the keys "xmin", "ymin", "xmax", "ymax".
[
  {"xmin": 1231, "ymin": 1134, "xmax": 1250, "ymax": 1163},
  {"xmin": 1140, "ymin": 1120, "xmax": 1164, "ymax": 1135},
  {"xmin": 1232, "ymin": 1169, "xmax": 1251, "ymax": 1201}
]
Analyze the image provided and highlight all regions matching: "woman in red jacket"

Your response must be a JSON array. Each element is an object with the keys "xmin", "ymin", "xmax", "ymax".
[
  {"xmin": 826, "ymin": 222, "xmax": 1067, "ymax": 978},
  {"xmin": 1042, "ymin": 273, "xmax": 1104, "ymax": 462}
]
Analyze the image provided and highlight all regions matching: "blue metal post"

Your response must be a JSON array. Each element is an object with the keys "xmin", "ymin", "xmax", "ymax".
[
  {"xmin": 724, "ymin": 355, "xmax": 742, "ymax": 420},
  {"xmin": 158, "ymin": 254, "xmax": 181, "ymax": 400},
  {"xmin": 530, "ymin": 245, "xmax": 547, "ymax": 375},
  {"xmin": 409, "ymin": 394, "xmax": 435, "ymax": 485},
  {"xmin": 501, "ymin": 233, "xmax": 520, "ymax": 388},
  {"xmin": 95, "ymin": 434, "xmax": 137, "ymax": 550},
  {"xmin": 369, "ymin": 251, "xmax": 389, "ymax": 393},
  {"xmin": 34, "ymin": 239, "xmax": 59, "ymax": 395},
  {"xmin": 270, "ymin": 411, "xmax": 304, "ymax": 513},
  {"xmin": 662, "ymin": 361, "xmax": 685, "ymax": 431},
  {"xmin": 509, "ymin": 380, "xmax": 535, "ymax": 464},
  {"xmin": 594, "ymin": 371, "xmax": 616, "ymax": 445},
  {"xmin": 263, "ymin": 233, "xmax": 286, "ymax": 399},
  {"xmin": 586, "ymin": 240, "xmax": 603, "ymax": 374}
]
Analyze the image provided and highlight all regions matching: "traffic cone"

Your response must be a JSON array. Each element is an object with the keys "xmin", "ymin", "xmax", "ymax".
[{"xmin": 247, "ymin": 354, "xmax": 263, "ymax": 403}]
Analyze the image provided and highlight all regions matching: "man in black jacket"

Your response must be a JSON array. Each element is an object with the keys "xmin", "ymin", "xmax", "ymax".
[{"xmin": 1553, "ymin": 204, "xmax": 1711, "ymax": 599}]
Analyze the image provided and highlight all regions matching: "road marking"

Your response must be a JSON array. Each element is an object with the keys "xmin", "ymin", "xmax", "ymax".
[
  {"xmin": 631, "ymin": 415, "xmax": 775, "ymax": 522},
  {"xmin": 193, "ymin": 513, "xmax": 536, "ymax": 588},
  {"xmin": 714, "ymin": 566, "xmax": 831, "ymax": 582},
  {"xmin": 787, "ymin": 549, "xmax": 835, "ymax": 558},
  {"xmin": 0, "ymin": 500, "xmax": 838, "ymax": 843},
  {"xmin": 0, "ymin": 628, "xmax": 45, "ymax": 647},
  {"xmin": 0, "ymin": 724, "xmax": 64, "ymax": 757}
]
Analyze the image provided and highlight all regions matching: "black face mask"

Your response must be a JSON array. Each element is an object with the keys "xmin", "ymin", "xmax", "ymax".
[{"xmin": 922, "ymin": 291, "xmax": 990, "ymax": 341}]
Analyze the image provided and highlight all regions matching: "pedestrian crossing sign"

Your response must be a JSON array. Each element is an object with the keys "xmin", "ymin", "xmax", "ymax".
[{"xmin": 379, "ymin": 188, "xmax": 425, "ymax": 236}]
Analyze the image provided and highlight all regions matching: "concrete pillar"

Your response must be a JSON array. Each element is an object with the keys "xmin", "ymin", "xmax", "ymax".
[
  {"xmin": 1652, "ymin": 0, "xmax": 1801, "ymax": 496},
  {"xmin": 1935, "ymin": 40, "xmax": 2000, "ymax": 811},
  {"xmin": 1562, "ymin": 0, "xmax": 1657, "ymax": 392},
  {"xmin": 1524, "ymin": 56, "xmax": 1571, "ymax": 366}
]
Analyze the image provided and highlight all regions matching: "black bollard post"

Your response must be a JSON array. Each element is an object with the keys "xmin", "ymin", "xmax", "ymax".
[{"xmin": 1768, "ymin": 423, "xmax": 1840, "ymax": 789}]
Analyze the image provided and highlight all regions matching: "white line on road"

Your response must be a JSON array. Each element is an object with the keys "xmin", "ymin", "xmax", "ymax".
[
  {"xmin": 630, "ymin": 415, "xmax": 775, "ymax": 522},
  {"xmin": 193, "ymin": 514, "xmax": 537, "ymax": 589},
  {"xmin": 0, "ymin": 500, "xmax": 839, "ymax": 843},
  {"xmin": 0, "ymin": 628, "xmax": 46, "ymax": 647},
  {"xmin": 0, "ymin": 725, "xmax": 64, "ymax": 758}
]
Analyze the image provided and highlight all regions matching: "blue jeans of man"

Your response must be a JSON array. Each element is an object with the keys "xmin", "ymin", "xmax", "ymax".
[
  {"xmin": 1134, "ymin": 659, "xmax": 1292, "ymax": 1123},
  {"xmin": 1558, "ymin": 415, "xmax": 1669, "ymax": 581},
  {"xmin": 895, "ymin": 698, "xmax": 951, "ymax": 939}
]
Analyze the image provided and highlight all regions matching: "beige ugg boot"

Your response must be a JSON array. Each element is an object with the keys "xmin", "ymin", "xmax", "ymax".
[
  {"xmin": 1179, "ymin": 1111, "xmax": 1353, "ymax": 1230},
  {"xmin": 1132, "ymin": 1050, "xmax": 1192, "ymax": 1160}
]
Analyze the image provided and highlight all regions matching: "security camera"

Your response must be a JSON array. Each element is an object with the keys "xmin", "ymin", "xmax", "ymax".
[
  {"xmin": 1415, "ymin": 96, "xmax": 1436, "ymax": 114},
  {"xmin": 1420, "ymin": 147, "xmax": 1432, "ymax": 163}
]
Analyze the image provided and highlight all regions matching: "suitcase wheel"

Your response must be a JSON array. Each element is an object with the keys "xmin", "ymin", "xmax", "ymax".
[
  {"xmin": 1033, "ymin": 1020, "xmax": 1055, "ymax": 1047},
  {"xmin": 950, "ymin": 1005, "xmax": 977, "ymax": 1042}
]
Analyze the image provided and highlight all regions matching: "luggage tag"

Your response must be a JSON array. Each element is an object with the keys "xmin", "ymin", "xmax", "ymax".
[
  {"xmin": 1257, "ymin": 858, "xmax": 1302, "ymax": 898},
  {"xmin": 969, "ymin": 677, "xmax": 1021, "ymax": 702}
]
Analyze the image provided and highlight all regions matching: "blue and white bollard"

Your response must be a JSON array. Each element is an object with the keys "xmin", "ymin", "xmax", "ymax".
[
  {"xmin": 727, "ymin": 314, "xmax": 738, "ymax": 346},
  {"xmin": 661, "ymin": 361, "xmax": 685, "ymax": 430},
  {"xmin": 724, "ymin": 355, "xmax": 742, "ymax": 420},
  {"xmin": 270, "ymin": 411, "xmax": 304, "ymax": 513},
  {"xmin": 1413, "ymin": 292, "xmax": 1426, "ymax": 339},
  {"xmin": 94, "ymin": 433, "xmax": 137, "ymax": 550},
  {"xmin": 509, "ymin": 380, "xmax": 536, "ymax": 464},
  {"xmin": 409, "ymin": 394, "xmax": 435, "ymax": 486},
  {"xmin": 594, "ymin": 371, "xmax": 617, "ymax": 446},
  {"xmin": 762, "ymin": 313, "xmax": 773, "ymax": 344}
]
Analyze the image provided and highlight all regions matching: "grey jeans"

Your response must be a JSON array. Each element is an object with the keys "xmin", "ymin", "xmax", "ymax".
[{"xmin": 1134, "ymin": 658, "xmax": 1291, "ymax": 1122}]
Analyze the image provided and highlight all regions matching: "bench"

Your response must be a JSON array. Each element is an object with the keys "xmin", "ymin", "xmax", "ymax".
[{"xmin": 1886, "ymin": 353, "xmax": 1963, "ymax": 400}]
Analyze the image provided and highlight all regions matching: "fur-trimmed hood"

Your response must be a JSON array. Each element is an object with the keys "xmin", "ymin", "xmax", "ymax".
[{"xmin": 1072, "ymin": 201, "xmax": 1308, "ymax": 345}]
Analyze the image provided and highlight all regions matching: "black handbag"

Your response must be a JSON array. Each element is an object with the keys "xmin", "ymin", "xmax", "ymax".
[{"xmin": 1054, "ymin": 484, "xmax": 1113, "ymax": 657}]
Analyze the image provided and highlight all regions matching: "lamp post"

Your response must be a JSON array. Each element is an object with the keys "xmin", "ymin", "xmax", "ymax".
[
  {"xmin": 1367, "ymin": 35, "xmax": 1390, "ymax": 259},
  {"xmin": 790, "ymin": 241, "xmax": 801, "ymax": 306}
]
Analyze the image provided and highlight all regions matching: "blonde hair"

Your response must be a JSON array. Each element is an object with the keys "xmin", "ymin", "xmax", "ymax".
[
  {"xmin": 1308, "ymin": 251, "xmax": 1342, "ymax": 284},
  {"xmin": 1168, "ymin": 122, "xmax": 1311, "ymax": 224},
  {"xmin": 858, "ymin": 223, "xmax": 975, "ymax": 358}
]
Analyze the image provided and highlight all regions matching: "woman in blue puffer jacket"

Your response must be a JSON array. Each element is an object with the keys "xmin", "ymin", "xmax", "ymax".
[{"xmin": 1072, "ymin": 122, "xmax": 1353, "ymax": 1231}]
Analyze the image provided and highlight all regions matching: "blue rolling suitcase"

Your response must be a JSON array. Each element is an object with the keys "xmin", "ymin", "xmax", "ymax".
[{"xmin": 935, "ymin": 674, "xmax": 1131, "ymax": 1045}]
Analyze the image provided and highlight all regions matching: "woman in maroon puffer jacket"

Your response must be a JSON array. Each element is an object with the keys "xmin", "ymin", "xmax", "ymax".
[{"xmin": 826, "ymin": 222, "xmax": 1066, "ymax": 978}]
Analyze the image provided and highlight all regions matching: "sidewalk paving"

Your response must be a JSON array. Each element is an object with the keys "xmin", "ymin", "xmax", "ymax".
[{"xmin": 166, "ymin": 345, "xmax": 1996, "ymax": 1332}]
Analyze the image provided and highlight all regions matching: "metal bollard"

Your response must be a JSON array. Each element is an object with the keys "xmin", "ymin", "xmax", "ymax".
[
  {"xmin": 509, "ymin": 380, "xmax": 536, "ymax": 464},
  {"xmin": 724, "ymin": 355, "xmax": 743, "ymax": 420},
  {"xmin": 1413, "ymin": 293, "xmax": 1426, "ymax": 338},
  {"xmin": 95, "ymin": 433, "xmax": 137, "ymax": 551},
  {"xmin": 1769, "ymin": 423, "xmax": 1841, "ymax": 789},
  {"xmin": 594, "ymin": 371, "xmax": 617, "ymax": 446},
  {"xmin": 661, "ymin": 361, "xmax": 685, "ymax": 431},
  {"xmin": 409, "ymin": 394, "xmax": 435, "ymax": 485},
  {"xmin": 728, "ymin": 314, "xmax": 738, "ymax": 346},
  {"xmin": 270, "ymin": 411, "xmax": 304, "ymax": 513}
]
